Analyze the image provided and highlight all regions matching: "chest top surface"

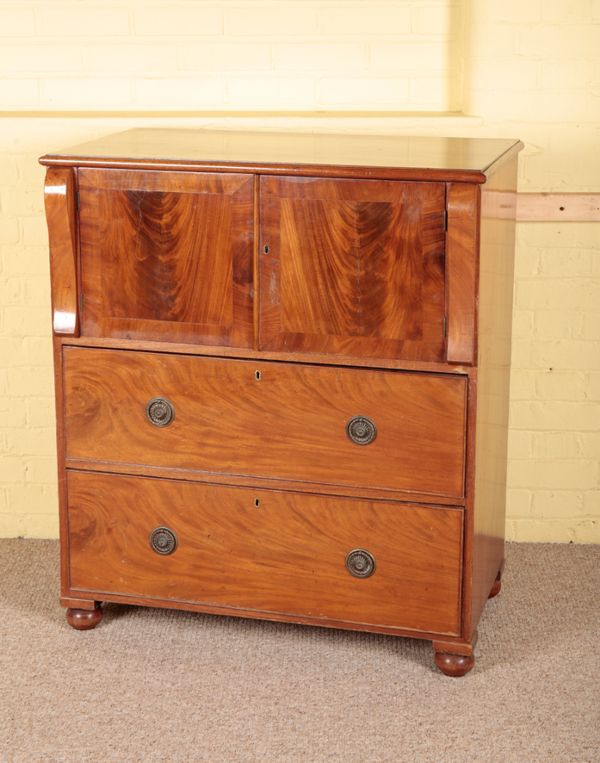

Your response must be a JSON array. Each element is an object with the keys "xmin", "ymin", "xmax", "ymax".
[{"xmin": 40, "ymin": 128, "xmax": 521, "ymax": 183}]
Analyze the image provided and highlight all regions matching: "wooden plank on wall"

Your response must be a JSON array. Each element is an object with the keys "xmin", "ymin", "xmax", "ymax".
[
  {"xmin": 517, "ymin": 193, "xmax": 600, "ymax": 222},
  {"xmin": 484, "ymin": 192, "xmax": 600, "ymax": 222}
]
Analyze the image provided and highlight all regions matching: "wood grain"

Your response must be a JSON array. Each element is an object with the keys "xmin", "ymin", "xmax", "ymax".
[
  {"xmin": 446, "ymin": 183, "xmax": 479, "ymax": 364},
  {"xmin": 61, "ymin": 334, "xmax": 472, "ymax": 375},
  {"xmin": 63, "ymin": 347, "xmax": 467, "ymax": 499},
  {"xmin": 66, "ymin": 606, "xmax": 103, "ymax": 630},
  {"xmin": 53, "ymin": 335, "xmax": 72, "ymax": 601},
  {"xmin": 39, "ymin": 129, "xmax": 523, "ymax": 185},
  {"xmin": 488, "ymin": 568, "xmax": 502, "ymax": 599},
  {"xmin": 481, "ymin": 191, "xmax": 600, "ymax": 222},
  {"xmin": 260, "ymin": 176, "xmax": 446, "ymax": 361},
  {"xmin": 44, "ymin": 167, "xmax": 79, "ymax": 336},
  {"xmin": 432, "ymin": 631, "xmax": 477, "ymax": 675},
  {"xmin": 39, "ymin": 130, "xmax": 524, "ymax": 674},
  {"xmin": 516, "ymin": 192, "xmax": 600, "ymax": 222},
  {"xmin": 467, "ymin": 157, "xmax": 519, "ymax": 635},
  {"xmin": 63, "ymin": 457, "xmax": 465, "ymax": 507},
  {"xmin": 67, "ymin": 471, "xmax": 463, "ymax": 636},
  {"xmin": 78, "ymin": 169, "xmax": 254, "ymax": 346},
  {"xmin": 433, "ymin": 651, "xmax": 474, "ymax": 677}
]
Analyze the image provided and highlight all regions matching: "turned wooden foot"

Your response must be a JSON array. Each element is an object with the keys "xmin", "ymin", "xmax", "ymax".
[
  {"xmin": 66, "ymin": 605, "xmax": 103, "ymax": 630},
  {"xmin": 434, "ymin": 651, "xmax": 475, "ymax": 677},
  {"xmin": 433, "ymin": 632, "xmax": 476, "ymax": 677},
  {"xmin": 488, "ymin": 569, "xmax": 502, "ymax": 599}
]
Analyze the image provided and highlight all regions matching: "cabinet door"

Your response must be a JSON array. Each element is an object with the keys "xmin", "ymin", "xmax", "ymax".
[
  {"xmin": 78, "ymin": 169, "xmax": 254, "ymax": 346},
  {"xmin": 259, "ymin": 176, "xmax": 446, "ymax": 361}
]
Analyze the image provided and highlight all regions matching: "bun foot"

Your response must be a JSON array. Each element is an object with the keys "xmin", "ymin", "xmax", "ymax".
[
  {"xmin": 489, "ymin": 570, "xmax": 502, "ymax": 599},
  {"xmin": 66, "ymin": 606, "xmax": 103, "ymax": 630},
  {"xmin": 434, "ymin": 651, "xmax": 475, "ymax": 677},
  {"xmin": 433, "ymin": 634, "xmax": 476, "ymax": 677}
]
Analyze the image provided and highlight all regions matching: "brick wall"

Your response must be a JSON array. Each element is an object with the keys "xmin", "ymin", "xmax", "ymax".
[
  {"xmin": 464, "ymin": 0, "xmax": 600, "ymax": 542},
  {"xmin": 0, "ymin": 1, "xmax": 599, "ymax": 541},
  {"xmin": 0, "ymin": 1, "xmax": 461, "ymax": 111}
]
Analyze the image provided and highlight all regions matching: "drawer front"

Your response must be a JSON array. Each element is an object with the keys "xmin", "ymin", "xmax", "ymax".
[
  {"xmin": 64, "ymin": 348, "xmax": 467, "ymax": 499},
  {"xmin": 67, "ymin": 471, "xmax": 463, "ymax": 636}
]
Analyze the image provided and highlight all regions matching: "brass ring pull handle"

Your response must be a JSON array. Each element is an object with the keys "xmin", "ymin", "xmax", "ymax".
[
  {"xmin": 345, "ymin": 548, "xmax": 376, "ymax": 578},
  {"xmin": 346, "ymin": 415, "xmax": 377, "ymax": 445},
  {"xmin": 149, "ymin": 527, "xmax": 177, "ymax": 555},
  {"xmin": 146, "ymin": 397, "xmax": 175, "ymax": 427}
]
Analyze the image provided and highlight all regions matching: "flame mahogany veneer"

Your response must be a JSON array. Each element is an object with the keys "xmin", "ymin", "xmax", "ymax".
[{"xmin": 41, "ymin": 129, "xmax": 522, "ymax": 677}]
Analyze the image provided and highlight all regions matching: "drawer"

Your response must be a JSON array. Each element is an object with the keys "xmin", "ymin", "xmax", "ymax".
[
  {"xmin": 64, "ymin": 347, "xmax": 467, "ymax": 499},
  {"xmin": 67, "ymin": 471, "xmax": 463, "ymax": 636}
]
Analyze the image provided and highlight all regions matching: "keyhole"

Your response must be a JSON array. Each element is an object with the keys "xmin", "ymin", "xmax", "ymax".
[
  {"xmin": 263, "ymin": 244, "xmax": 270, "ymax": 255},
  {"xmin": 254, "ymin": 498, "xmax": 260, "ymax": 508},
  {"xmin": 255, "ymin": 370, "xmax": 261, "ymax": 381}
]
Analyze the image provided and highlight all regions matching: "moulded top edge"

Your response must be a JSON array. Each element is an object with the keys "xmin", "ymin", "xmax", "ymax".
[{"xmin": 39, "ymin": 128, "xmax": 522, "ymax": 183}]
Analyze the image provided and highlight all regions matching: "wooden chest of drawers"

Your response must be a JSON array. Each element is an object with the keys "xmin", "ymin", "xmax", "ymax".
[{"xmin": 41, "ymin": 129, "xmax": 522, "ymax": 676}]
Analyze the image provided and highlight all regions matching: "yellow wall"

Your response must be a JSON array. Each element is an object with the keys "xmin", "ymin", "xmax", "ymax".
[{"xmin": 0, "ymin": 1, "xmax": 598, "ymax": 541}]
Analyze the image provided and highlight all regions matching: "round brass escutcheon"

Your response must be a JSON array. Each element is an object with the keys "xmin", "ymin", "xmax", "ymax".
[
  {"xmin": 146, "ymin": 397, "xmax": 175, "ymax": 427},
  {"xmin": 149, "ymin": 527, "xmax": 177, "ymax": 555},
  {"xmin": 346, "ymin": 415, "xmax": 377, "ymax": 446},
  {"xmin": 345, "ymin": 548, "xmax": 376, "ymax": 578}
]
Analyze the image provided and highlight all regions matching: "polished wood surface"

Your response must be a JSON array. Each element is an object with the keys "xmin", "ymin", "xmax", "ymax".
[
  {"xmin": 58, "ymin": 587, "xmax": 457, "ymax": 640},
  {"xmin": 468, "ymin": 156, "xmax": 518, "ymax": 635},
  {"xmin": 67, "ymin": 471, "xmax": 463, "ymax": 636},
  {"xmin": 64, "ymin": 457, "xmax": 466, "ymax": 507},
  {"xmin": 51, "ymin": 334, "xmax": 74, "ymax": 602},
  {"xmin": 66, "ymin": 606, "xmax": 103, "ymax": 630},
  {"xmin": 61, "ymin": 334, "xmax": 470, "ymax": 375},
  {"xmin": 61, "ymin": 596, "xmax": 101, "ymax": 611},
  {"xmin": 260, "ymin": 176, "xmax": 446, "ymax": 361},
  {"xmin": 432, "ymin": 630, "xmax": 477, "ymax": 675},
  {"xmin": 40, "ymin": 129, "xmax": 522, "ymax": 184},
  {"xmin": 44, "ymin": 168, "xmax": 79, "ymax": 336},
  {"xmin": 78, "ymin": 169, "xmax": 254, "ymax": 346},
  {"xmin": 63, "ymin": 347, "xmax": 467, "ymax": 499},
  {"xmin": 488, "ymin": 569, "xmax": 502, "ymax": 599},
  {"xmin": 41, "ymin": 130, "xmax": 522, "ymax": 676},
  {"xmin": 446, "ymin": 183, "xmax": 479, "ymax": 364},
  {"xmin": 433, "ymin": 651, "xmax": 475, "ymax": 677}
]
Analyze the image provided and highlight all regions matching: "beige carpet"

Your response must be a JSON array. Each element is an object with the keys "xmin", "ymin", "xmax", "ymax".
[{"xmin": 0, "ymin": 540, "xmax": 598, "ymax": 763}]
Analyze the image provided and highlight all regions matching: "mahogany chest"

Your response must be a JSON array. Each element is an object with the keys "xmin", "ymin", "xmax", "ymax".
[{"xmin": 41, "ymin": 129, "xmax": 522, "ymax": 676}]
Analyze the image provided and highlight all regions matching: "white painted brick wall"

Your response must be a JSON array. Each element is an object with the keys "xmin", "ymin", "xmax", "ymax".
[
  {"xmin": 1, "ymin": 1, "xmax": 599, "ymax": 542},
  {"xmin": 0, "ymin": 0, "xmax": 461, "ymax": 112},
  {"xmin": 465, "ymin": 1, "xmax": 600, "ymax": 543}
]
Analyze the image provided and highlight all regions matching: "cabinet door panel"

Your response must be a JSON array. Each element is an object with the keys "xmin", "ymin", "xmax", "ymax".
[
  {"xmin": 259, "ymin": 176, "xmax": 446, "ymax": 361},
  {"xmin": 78, "ymin": 169, "xmax": 253, "ymax": 346}
]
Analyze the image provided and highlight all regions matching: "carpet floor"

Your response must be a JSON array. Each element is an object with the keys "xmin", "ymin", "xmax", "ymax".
[{"xmin": 0, "ymin": 539, "xmax": 598, "ymax": 763}]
